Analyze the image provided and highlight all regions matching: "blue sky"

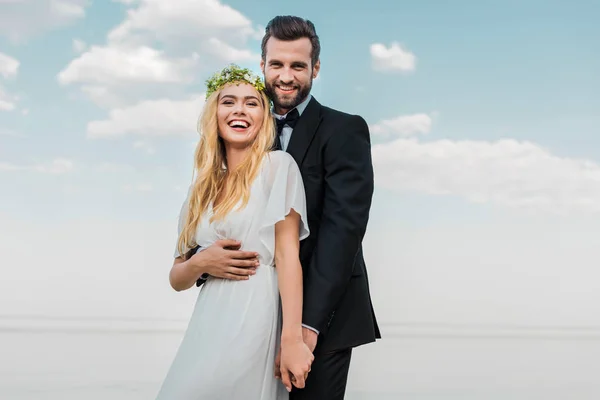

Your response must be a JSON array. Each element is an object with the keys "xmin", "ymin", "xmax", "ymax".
[{"xmin": 1, "ymin": 0, "xmax": 600, "ymax": 329}]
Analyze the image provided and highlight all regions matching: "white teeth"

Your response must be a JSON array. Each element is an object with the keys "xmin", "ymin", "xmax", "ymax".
[
  {"xmin": 229, "ymin": 120, "xmax": 249, "ymax": 128},
  {"xmin": 279, "ymin": 86, "xmax": 295, "ymax": 91}
]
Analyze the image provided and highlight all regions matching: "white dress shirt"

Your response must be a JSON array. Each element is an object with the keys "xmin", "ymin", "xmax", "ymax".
[{"xmin": 272, "ymin": 94, "xmax": 312, "ymax": 151}]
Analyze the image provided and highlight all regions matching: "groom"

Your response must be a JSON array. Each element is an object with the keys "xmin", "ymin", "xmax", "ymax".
[
  {"xmin": 260, "ymin": 15, "xmax": 380, "ymax": 399},
  {"xmin": 194, "ymin": 15, "xmax": 380, "ymax": 399}
]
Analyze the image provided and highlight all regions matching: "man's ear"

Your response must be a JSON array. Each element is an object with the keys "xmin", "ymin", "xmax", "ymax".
[
  {"xmin": 312, "ymin": 60, "xmax": 320, "ymax": 79},
  {"xmin": 260, "ymin": 58, "xmax": 265, "ymax": 74}
]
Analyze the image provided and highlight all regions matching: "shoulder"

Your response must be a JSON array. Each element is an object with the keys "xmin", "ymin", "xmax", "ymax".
[
  {"xmin": 316, "ymin": 104, "xmax": 370, "ymax": 146},
  {"xmin": 316, "ymin": 102, "xmax": 369, "ymax": 137},
  {"xmin": 263, "ymin": 150, "xmax": 297, "ymax": 169},
  {"xmin": 309, "ymin": 97, "xmax": 367, "ymax": 127},
  {"xmin": 320, "ymin": 103, "xmax": 367, "ymax": 124},
  {"xmin": 260, "ymin": 151, "xmax": 302, "ymax": 192},
  {"xmin": 260, "ymin": 151, "xmax": 300, "ymax": 182}
]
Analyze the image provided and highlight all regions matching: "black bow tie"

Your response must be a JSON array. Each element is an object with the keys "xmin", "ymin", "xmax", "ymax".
[{"xmin": 275, "ymin": 108, "xmax": 300, "ymax": 134}]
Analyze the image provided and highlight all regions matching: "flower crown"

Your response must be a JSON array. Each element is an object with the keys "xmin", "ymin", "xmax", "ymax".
[{"xmin": 205, "ymin": 64, "xmax": 265, "ymax": 100}]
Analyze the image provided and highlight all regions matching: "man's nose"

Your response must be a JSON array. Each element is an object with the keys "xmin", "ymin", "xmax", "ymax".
[{"xmin": 279, "ymin": 67, "xmax": 294, "ymax": 83}]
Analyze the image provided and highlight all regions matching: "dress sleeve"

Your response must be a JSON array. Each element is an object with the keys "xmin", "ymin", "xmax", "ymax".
[
  {"xmin": 173, "ymin": 186, "xmax": 193, "ymax": 259},
  {"xmin": 258, "ymin": 151, "xmax": 310, "ymax": 266}
]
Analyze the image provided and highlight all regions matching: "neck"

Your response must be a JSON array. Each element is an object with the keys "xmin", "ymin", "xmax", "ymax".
[
  {"xmin": 224, "ymin": 145, "xmax": 249, "ymax": 172},
  {"xmin": 274, "ymin": 105, "xmax": 289, "ymax": 115}
]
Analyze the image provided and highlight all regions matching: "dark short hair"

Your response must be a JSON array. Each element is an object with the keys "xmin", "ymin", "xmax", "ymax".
[{"xmin": 261, "ymin": 16, "xmax": 321, "ymax": 67}]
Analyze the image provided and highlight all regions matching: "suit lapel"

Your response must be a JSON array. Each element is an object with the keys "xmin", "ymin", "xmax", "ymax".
[{"xmin": 286, "ymin": 97, "xmax": 322, "ymax": 166}]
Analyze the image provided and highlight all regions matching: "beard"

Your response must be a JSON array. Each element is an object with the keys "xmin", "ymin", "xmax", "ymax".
[{"xmin": 264, "ymin": 79, "xmax": 312, "ymax": 112}]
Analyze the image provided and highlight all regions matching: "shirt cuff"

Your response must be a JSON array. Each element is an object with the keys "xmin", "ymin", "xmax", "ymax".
[
  {"xmin": 194, "ymin": 246, "xmax": 209, "ymax": 284},
  {"xmin": 302, "ymin": 324, "xmax": 319, "ymax": 335}
]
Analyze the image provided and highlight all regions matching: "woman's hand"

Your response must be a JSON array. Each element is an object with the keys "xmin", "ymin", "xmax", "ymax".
[{"xmin": 278, "ymin": 336, "xmax": 314, "ymax": 392}]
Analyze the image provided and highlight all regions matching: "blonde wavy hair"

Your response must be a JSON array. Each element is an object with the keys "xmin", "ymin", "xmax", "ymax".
[{"xmin": 177, "ymin": 83, "xmax": 276, "ymax": 258}]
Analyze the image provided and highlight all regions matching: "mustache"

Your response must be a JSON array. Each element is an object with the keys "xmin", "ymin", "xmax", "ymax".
[{"xmin": 272, "ymin": 81, "xmax": 299, "ymax": 88}]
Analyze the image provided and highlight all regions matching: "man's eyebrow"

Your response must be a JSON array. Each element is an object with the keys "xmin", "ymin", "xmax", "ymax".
[{"xmin": 291, "ymin": 61, "xmax": 308, "ymax": 68}]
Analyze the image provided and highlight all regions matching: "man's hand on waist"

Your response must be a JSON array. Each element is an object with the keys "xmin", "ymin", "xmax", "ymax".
[{"xmin": 190, "ymin": 239, "xmax": 260, "ymax": 281}]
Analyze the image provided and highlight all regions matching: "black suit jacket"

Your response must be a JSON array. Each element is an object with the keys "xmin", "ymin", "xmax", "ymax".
[{"xmin": 197, "ymin": 96, "xmax": 381, "ymax": 353}]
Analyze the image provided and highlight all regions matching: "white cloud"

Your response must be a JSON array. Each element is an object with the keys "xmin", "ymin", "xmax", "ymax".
[
  {"xmin": 122, "ymin": 182, "xmax": 153, "ymax": 192},
  {"xmin": 372, "ymin": 138, "xmax": 600, "ymax": 213},
  {"xmin": 370, "ymin": 42, "xmax": 416, "ymax": 72},
  {"xmin": 52, "ymin": 0, "xmax": 85, "ymax": 16},
  {"xmin": 0, "ymin": 128, "xmax": 22, "ymax": 137},
  {"xmin": 0, "ymin": 52, "xmax": 19, "ymax": 111},
  {"xmin": 252, "ymin": 24, "xmax": 266, "ymax": 41},
  {"xmin": 86, "ymin": 94, "xmax": 204, "ymax": 138},
  {"xmin": 0, "ymin": 0, "xmax": 88, "ymax": 42},
  {"xmin": 78, "ymin": 85, "xmax": 128, "ymax": 109},
  {"xmin": 58, "ymin": 45, "xmax": 197, "ymax": 86},
  {"xmin": 0, "ymin": 85, "xmax": 17, "ymax": 111},
  {"xmin": 58, "ymin": 0, "xmax": 261, "ymax": 108},
  {"xmin": 0, "ymin": 52, "xmax": 19, "ymax": 78},
  {"xmin": 72, "ymin": 38, "xmax": 87, "ymax": 53},
  {"xmin": 0, "ymin": 158, "xmax": 74, "ymax": 174},
  {"xmin": 107, "ymin": 0, "xmax": 257, "ymax": 46},
  {"xmin": 94, "ymin": 162, "xmax": 135, "ymax": 173},
  {"xmin": 202, "ymin": 38, "xmax": 260, "ymax": 63},
  {"xmin": 371, "ymin": 113, "xmax": 433, "ymax": 137},
  {"xmin": 133, "ymin": 140, "xmax": 156, "ymax": 155}
]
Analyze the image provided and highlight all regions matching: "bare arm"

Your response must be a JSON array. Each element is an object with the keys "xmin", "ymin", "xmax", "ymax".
[
  {"xmin": 275, "ymin": 209, "xmax": 304, "ymax": 340},
  {"xmin": 169, "ymin": 255, "xmax": 207, "ymax": 292},
  {"xmin": 275, "ymin": 209, "xmax": 313, "ymax": 391}
]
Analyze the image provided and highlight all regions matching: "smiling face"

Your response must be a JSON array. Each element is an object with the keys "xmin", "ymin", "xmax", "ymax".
[
  {"xmin": 216, "ymin": 83, "xmax": 265, "ymax": 149},
  {"xmin": 260, "ymin": 36, "xmax": 320, "ymax": 114}
]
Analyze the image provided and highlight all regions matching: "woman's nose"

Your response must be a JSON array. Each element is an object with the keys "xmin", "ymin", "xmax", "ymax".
[{"xmin": 232, "ymin": 102, "xmax": 245, "ymax": 114}]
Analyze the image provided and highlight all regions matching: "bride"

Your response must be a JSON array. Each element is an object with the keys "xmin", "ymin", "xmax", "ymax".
[{"xmin": 155, "ymin": 65, "xmax": 314, "ymax": 399}]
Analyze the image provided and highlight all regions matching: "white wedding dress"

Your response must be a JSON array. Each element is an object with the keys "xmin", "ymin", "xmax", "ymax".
[{"xmin": 156, "ymin": 151, "xmax": 309, "ymax": 400}]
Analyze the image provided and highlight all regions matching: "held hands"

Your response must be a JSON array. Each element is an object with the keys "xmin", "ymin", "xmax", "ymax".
[
  {"xmin": 189, "ymin": 239, "xmax": 260, "ymax": 281},
  {"xmin": 302, "ymin": 326, "xmax": 318, "ymax": 353},
  {"xmin": 276, "ymin": 335, "xmax": 315, "ymax": 392},
  {"xmin": 275, "ymin": 327, "xmax": 318, "ymax": 389}
]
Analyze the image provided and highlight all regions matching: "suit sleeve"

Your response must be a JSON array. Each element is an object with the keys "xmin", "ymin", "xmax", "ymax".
[
  {"xmin": 302, "ymin": 115, "xmax": 374, "ymax": 335},
  {"xmin": 194, "ymin": 246, "xmax": 207, "ymax": 287}
]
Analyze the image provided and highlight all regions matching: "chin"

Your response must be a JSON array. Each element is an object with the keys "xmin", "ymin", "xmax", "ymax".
[
  {"xmin": 222, "ymin": 135, "xmax": 256, "ymax": 149},
  {"xmin": 275, "ymin": 97, "xmax": 296, "ymax": 109}
]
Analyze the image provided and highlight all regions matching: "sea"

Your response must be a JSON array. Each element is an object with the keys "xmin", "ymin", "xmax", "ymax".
[{"xmin": 1, "ymin": 317, "xmax": 599, "ymax": 399}]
